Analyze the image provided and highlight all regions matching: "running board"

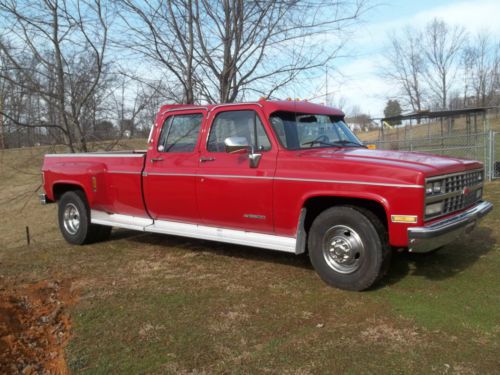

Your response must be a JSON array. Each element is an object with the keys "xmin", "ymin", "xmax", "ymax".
[{"xmin": 90, "ymin": 210, "xmax": 296, "ymax": 253}]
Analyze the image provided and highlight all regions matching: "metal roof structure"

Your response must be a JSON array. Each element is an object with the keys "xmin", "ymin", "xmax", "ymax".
[{"xmin": 379, "ymin": 107, "xmax": 494, "ymax": 123}]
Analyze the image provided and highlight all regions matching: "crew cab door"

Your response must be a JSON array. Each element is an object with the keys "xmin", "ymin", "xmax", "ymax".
[
  {"xmin": 143, "ymin": 110, "xmax": 205, "ymax": 222},
  {"xmin": 197, "ymin": 107, "xmax": 277, "ymax": 233}
]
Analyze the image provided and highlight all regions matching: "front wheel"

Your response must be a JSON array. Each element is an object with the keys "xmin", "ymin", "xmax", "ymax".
[
  {"xmin": 58, "ymin": 190, "xmax": 111, "ymax": 245},
  {"xmin": 308, "ymin": 206, "xmax": 391, "ymax": 291}
]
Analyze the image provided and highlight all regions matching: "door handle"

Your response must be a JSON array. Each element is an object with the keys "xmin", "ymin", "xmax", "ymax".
[
  {"xmin": 200, "ymin": 156, "xmax": 215, "ymax": 162},
  {"xmin": 150, "ymin": 157, "xmax": 164, "ymax": 163}
]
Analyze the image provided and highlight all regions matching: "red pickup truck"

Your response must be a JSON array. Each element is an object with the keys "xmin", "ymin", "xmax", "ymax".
[{"xmin": 41, "ymin": 99, "xmax": 493, "ymax": 290}]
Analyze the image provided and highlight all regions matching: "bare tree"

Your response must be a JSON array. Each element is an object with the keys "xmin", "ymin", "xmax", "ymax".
[
  {"xmin": 382, "ymin": 27, "xmax": 427, "ymax": 112},
  {"xmin": 462, "ymin": 32, "xmax": 500, "ymax": 107},
  {"xmin": 0, "ymin": 0, "xmax": 111, "ymax": 152},
  {"xmin": 117, "ymin": 0, "xmax": 198, "ymax": 104},
  {"xmin": 118, "ymin": 0, "xmax": 367, "ymax": 104},
  {"xmin": 423, "ymin": 19, "xmax": 466, "ymax": 109}
]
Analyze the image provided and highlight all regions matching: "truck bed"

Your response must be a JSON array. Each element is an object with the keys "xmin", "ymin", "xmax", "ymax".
[{"xmin": 42, "ymin": 151, "xmax": 148, "ymax": 218}]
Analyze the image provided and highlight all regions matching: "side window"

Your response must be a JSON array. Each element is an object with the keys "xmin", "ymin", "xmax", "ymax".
[
  {"xmin": 157, "ymin": 113, "xmax": 203, "ymax": 153},
  {"xmin": 207, "ymin": 110, "xmax": 271, "ymax": 152}
]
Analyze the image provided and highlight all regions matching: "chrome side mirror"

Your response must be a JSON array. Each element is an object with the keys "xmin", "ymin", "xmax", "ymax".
[
  {"xmin": 224, "ymin": 136, "xmax": 262, "ymax": 168},
  {"xmin": 224, "ymin": 136, "xmax": 249, "ymax": 153}
]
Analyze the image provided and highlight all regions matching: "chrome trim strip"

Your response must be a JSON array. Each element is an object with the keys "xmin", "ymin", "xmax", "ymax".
[
  {"xmin": 45, "ymin": 153, "xmax": 145, "ymax": 158},
  {"xmin": 91, "ymin": 210, "xmax": 154, "ymax": 231},
  {"xmin": 274, "ymin": 176, "xmax": 423, "ymax": 188},
  {"xmin": 147, "ymin": 220, "xmax": 295, "ymax": 253},
  {"xmin": 426, "ymin": 168, "xmax": 484, "ymax": 182},
  {"xmin": 160, "ymin": 107, "xmax": 208, "ymax": 115},
  {"xmin": 107, "ymin": 170, "xmax": 142, "ymax": 175},
  {"xmin": 90, "ymin": 210, "xmax": 296, "ymax": 253},
  {"xmin": 209, "ymin": 102, "xmax": 262, "ymax": 113},
  {"xmin": 145, "ymin": 172, "xmax": 423, "ymax": 188}
]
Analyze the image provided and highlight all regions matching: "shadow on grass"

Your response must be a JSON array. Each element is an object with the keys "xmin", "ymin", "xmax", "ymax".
[
  {"xmin": 379, "ymin": 226, "xmax": 495, "ymax": 288},
  {"xmin": 107, "ymin": 225, "xmax": 494, "ymax": 288},
  {"xmin": 109, "ymin": 228, "xmax": 313, "ymax": 270}
]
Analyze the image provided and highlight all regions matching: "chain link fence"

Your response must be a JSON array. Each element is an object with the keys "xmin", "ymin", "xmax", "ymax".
[{"xmin": 369, "ymin": 131, "xmax": 499, "ymax": 181}]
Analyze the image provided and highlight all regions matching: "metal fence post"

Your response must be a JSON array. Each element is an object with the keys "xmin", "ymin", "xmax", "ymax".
[
  {"xmin": 487, "ymin": 129, "xmax": 495, "ymax": 181},
  {"xmin": 491, "ymin": 131, "xmax": 496, "ymax": 180}
]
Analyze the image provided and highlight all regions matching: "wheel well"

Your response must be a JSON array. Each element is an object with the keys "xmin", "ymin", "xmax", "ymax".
[
  {"xmin": 53, "ymin": 183, "xmax": 85, "ymax": 201},
  {"xmin": 303, "ymin": 196, "xmax": 388, "ymax": 235}
]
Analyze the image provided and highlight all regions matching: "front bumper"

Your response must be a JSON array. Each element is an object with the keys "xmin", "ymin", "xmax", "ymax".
[{"xmin": 408, "ymin": 201, "xmax": 493, "ymax": 253}]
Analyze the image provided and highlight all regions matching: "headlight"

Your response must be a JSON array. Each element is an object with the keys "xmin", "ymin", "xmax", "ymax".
[
  {"xmin": 425, "ymin": 202, "xmax": 444, "ymax": 217},
  {"xmin": 425, "ymin": 181, "xmax": 443, "ymax": 195}
]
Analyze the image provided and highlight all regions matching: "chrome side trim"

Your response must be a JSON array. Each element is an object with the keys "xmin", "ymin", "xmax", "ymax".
[
  {"xmin": 90, "ymin": 210, "xmax": 296, "ymax": 253},
  {"xmin": 107, "ymin": 170, "xmax": 143, "ymax": 175},
  {"xmin": 209, "ymin": 102, "xmax": 262, "ymax": 113},
  {"xmin": 274, "ymin": 176, "xmax": 423, "ymax": 189},
  {"xmin": 45, "ymin": 153, "xmax": 145, "ymax": 158},
  {"xmin": 147, "ymin": 220, "xmax": 296, "ymax": 253},
  {"xmin": 160, "ymin": 107, "xmax": 208, "ymax": 115},
  {"xmin": 144, "ymin": 172, "xmax": 423, "ymax": 188},
  {"xmin": 408, "ymin": 200, "xmax": 493, "ymax": 253},
  {"xmin": 91, "ymin": 210, "xmax": 153, "ymax": 231}
]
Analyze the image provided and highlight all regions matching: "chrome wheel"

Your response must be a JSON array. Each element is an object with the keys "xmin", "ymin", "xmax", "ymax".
[
  {"xmin": 322, "ymin": 225, "xmax": 365, "ymax": 274},
  {"xmin": 63, "ymin": 203, "xmax": 80, "ymax": 235}
]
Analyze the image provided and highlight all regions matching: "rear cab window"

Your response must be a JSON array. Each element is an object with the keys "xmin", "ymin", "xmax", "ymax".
[{"xmin": 158, "ymin": 113, "xmax": 203, "ymax": 153}]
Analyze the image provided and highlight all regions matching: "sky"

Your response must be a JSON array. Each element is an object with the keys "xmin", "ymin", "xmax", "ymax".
[{"xmin": 313, "ymin": 0, "xmax": 500, "ymax": 117}]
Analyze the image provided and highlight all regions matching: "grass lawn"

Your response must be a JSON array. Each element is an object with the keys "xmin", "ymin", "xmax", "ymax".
[{"xmin": 0, "ymin": 145, "xmax": 499, "ymax": 374}]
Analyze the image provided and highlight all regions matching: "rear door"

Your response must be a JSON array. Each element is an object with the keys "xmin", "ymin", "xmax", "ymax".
[
  {"xmin": 143, "ymin": 110, "xmax": 205, "ymax": 222},
  {"xmin": 197, "ymin": 106, "xmax": 277, "ymax": 233}
]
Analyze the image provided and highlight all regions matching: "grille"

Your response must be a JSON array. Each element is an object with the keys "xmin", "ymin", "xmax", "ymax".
[
  {"xmin": 426, "ymin": 169, "xmax": 483, "ymax": 220},
  {"xmin": 444, "ymin": 170, "xmax": 482, "ymax": 194}
]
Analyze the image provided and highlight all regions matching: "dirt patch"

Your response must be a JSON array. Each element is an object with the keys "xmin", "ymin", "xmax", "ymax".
[
  {"xmin": 0, "ymin": 280, "xmax": 77, "ymax": 375},
  {"xmin": 359, "ymin": 318, "xmax": 421, "ymax": 349}
]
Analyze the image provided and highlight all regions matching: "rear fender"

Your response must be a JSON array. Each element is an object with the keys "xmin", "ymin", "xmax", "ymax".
[{"xmin": 45, "ymin": 162, "xmax": 107, "ymax": 206}]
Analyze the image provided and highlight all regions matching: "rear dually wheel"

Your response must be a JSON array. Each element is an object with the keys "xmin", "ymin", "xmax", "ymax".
[{"xmin": 58, "ymin": 190, "xmax": 111, "ymax": 245}]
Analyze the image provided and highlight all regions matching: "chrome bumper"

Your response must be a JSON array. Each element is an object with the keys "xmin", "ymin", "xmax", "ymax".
[{"xmin": 408, "ymin": 201, "xmax": 493, "ymax": 253}]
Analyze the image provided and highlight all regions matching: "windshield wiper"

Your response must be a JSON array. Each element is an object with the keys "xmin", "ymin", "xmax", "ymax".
[
  {"xmin": 301, "ymin": 139, "xmax": 367, "ymax": 148},
  {"xmin": 301, "ymin": 140, "xmax": 337, "ymax": 147},
  {"xmin": 329, "ymin": 140, "xmax": 367, "ymax": 148}
]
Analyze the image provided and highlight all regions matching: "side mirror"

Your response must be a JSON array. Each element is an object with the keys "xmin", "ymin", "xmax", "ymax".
[
  {"xmin": 224, "ymin": 136, "xmax": 250, "ymax": 153},
  {"xmin": 224, "ymin": 136, "xmax": 262, "ymax": 168}
]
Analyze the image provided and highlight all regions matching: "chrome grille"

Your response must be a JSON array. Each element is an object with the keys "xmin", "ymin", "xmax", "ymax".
[
  {"xmin": 425, "ymin": 169, "xmax": 483, "ymax": 220},
  {"xmin": 444, "ymin": 170, "xmax": 483, "ymax": 194}
]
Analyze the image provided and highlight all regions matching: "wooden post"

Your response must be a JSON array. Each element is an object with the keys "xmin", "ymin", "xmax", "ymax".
[{"xmin": 26, "ymin": 226, "xmax": 30, "ymax": 246}]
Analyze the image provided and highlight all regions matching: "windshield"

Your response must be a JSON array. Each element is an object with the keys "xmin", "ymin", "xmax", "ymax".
[{"xmin": 270, "ymin": 111, "xmax": 364, "ymax": 150}]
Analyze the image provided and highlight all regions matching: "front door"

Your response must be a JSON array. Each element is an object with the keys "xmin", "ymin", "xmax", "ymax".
[
  {"xmin": 197, "ymin": 107, "xmax": 277, "ymax": 233},
  {"xmin": 143, "ymin": 111, "xmax": 204, "ymax": 222}
]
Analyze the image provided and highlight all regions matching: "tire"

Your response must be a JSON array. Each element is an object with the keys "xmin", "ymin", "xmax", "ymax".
[
  {"xmin": 58, "ymin": 190, "xmax": 111, "ymax": 245},
  {"xmin": 308, "ymin": 206, "xmax": 391, "ymax": 291}
]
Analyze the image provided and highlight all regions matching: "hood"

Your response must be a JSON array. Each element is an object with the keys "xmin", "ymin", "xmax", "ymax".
[{"xmin": 296, "ymin": 148, "xmax": 482, "ymax": 176}]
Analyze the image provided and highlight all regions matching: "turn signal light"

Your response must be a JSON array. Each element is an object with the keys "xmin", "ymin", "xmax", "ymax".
[{"xmin": 391, "ymin": 215, "xmax": 418, "ymax": 224}]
